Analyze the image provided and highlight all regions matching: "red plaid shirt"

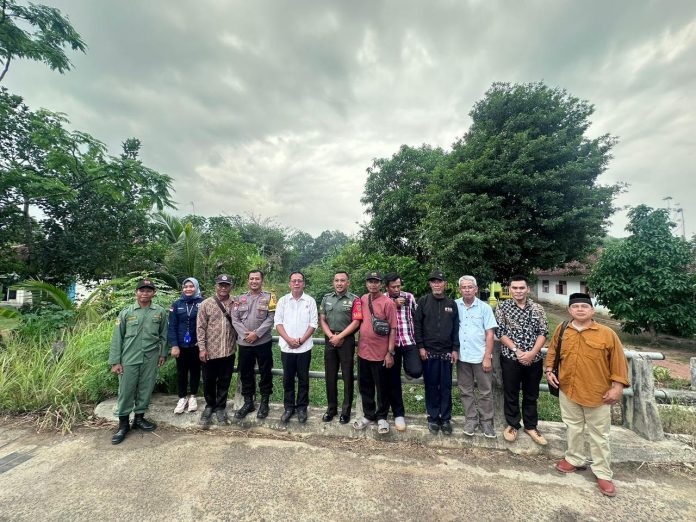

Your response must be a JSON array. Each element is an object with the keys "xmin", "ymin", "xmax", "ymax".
[{"xmin": 386, "ymin": 291, "xmax": 417, "ymax": 347}]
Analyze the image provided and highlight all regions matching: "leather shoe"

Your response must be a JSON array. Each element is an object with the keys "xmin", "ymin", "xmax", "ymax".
[
  {"xmin": 441, "ymin": 421, "xmax": 453, "ymax": 435},
  {"xmin": 339, "ymin": 413, "xmax": 350, "ymax": 424},
  {"xmin": 555, "ymin": 459, "xmax": 587, "ymax": 474},
  {"xmin": 281, "ymin": 408, "xmax": 295, "ymax": 423},
  {"xmin": 235, "ymin": 399, "xmax": 255, "ymax": 419},
  {"xmin": 297, "ymin": 408, "xmax": 308, "ymax": 424},
  {"xmin": 428, "ymin": 422, "xmax": 440, "ymax": 434},
  {"xmin": 322, "ymin": 410, "xmax": 336, "ymax": 422},
  {"xmin": 597, "ymin": 478, "xmax": 616, "ymax": 497},
  {"xmin": 132, "ymin": 413, "xmax": 156, "ymax": 431}
]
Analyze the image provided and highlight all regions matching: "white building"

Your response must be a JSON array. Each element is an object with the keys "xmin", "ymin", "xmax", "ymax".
[{"xmin": 534, "ymin": 259, "xmax": 610, "ymax": 315}]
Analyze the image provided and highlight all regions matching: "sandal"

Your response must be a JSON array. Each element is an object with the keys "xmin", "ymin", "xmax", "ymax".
[
  {"xmin": 352, "ymin": 417, "xmax": 375, "ymax": 430},
  {"xmin": 377, "ymin": 419, "xmax": 390, "ymax": 434}
]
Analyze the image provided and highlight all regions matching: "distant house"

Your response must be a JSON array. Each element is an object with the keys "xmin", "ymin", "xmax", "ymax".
[
  {"xmin": 0, "ymin": 273, "xmax": 32, "ymax": 308},
  {"xmin": 533, "ymin": 256, "xmax": 610, "ymax": 315}
]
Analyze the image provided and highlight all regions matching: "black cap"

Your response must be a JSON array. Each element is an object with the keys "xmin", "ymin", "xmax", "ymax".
[
  {"xmin": 569, "ymin": 292, "xmax": 593, "ymax": 307},
  {"xmin": 215, "ymin": 274, "xmax": 233, "ymax": 285},
  {"xmin": 365, "ymin": 270, "xmax": 383, "ymax": 281},
  {"xmin": 428, "ymin": 269, "xmax": 446, "ymax": 281},
  {"xmin": 136, "ymin": 278, "xmax": 156, "ymax": 290}
]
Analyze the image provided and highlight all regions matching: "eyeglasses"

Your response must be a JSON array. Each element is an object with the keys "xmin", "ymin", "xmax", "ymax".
[{"xmin": 290, "ymin": 279, "xmax": 304, "ymax": 284}]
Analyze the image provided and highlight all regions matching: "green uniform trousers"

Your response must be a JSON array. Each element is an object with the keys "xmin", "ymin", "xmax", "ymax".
[{"xmin": 115, "ymin": 349, "xmax": 160, "ymax": 417}]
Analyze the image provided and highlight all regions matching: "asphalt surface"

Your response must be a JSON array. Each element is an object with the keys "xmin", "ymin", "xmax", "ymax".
[{"xmin": 0, "ymin": 419, "xmax": 695, "ymax": 521}]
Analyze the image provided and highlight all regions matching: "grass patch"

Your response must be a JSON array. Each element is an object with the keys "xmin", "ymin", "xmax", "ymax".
[{"xmin": 659, "ymin": 402, "xmax": 696, "ymax": 440}]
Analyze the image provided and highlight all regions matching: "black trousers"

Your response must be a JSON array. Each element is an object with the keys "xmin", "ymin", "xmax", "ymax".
[
  {"xmin": 358, "ymin": 356, "xmax": 390, "ymax": 422},
  {"xmin": 202, "ymin": 353, "xmax": 235, "ymax": 411},
  {"xmin": 324, "ymin": 334, "xmax": 355, "ymax": 415},
  {"xmin": 176, "ymin": 346, "xmax": 201, "ymax": 397},
  {"xmin": 500, "ymin": 355, "xmax": 544, "ymax": 430},
  {"xmin": 238, "ymin": 341, "xmax": 273, "ymax": 398},
  {"xmin": 281, "ymin": 350, "xmax": 312, "ymax": 409}
]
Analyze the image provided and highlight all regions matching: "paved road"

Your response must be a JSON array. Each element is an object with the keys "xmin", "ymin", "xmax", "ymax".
[{"xmin": 0, "ymin": 421, "xmax": 694, "ymax": 521}]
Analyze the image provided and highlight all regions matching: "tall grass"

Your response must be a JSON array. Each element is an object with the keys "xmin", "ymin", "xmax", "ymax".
[{"xmin": 0, "ymin": 322, "xmax": 117, "ymax": 432}]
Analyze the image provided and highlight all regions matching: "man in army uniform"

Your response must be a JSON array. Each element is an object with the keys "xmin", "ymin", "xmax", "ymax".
[
  {"xmin": 319, "ymin": 271, "xmax": 362, "ymax": 424},
  {"xmin": 232, "ymin": 270, "xmax": 276, "ymax": 419},
  {"xmin": 109, "ymin": 279, "xmax": 168, "ymax": 445}
]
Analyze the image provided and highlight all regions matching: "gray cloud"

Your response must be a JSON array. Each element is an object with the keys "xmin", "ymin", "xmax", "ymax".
[{"xmin": 6, "ymin": 0, "xmax": 696, "ymax": 238}]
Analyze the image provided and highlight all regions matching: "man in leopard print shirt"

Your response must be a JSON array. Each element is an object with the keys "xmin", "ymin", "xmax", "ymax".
[{"xmin": 494, "ymin": 274, "xmax": 549, "ymax": 446}]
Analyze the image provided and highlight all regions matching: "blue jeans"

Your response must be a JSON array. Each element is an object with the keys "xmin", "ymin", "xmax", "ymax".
[{"xmin": 423, "ymin": 356, "xmax": 453, "ymax": 423}]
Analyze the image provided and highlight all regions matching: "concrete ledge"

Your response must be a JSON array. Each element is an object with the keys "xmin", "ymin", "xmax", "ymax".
[{"xmin": 94, "ymin": 394, "xmax": 696, "ymax": 464}]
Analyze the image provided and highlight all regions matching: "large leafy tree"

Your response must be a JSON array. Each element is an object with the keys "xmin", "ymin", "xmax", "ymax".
[
  {"xmin": 361, "ymin": 144, "xmax": 445, "ymax": 261},
  {"xmin": 0, "ymin": 89, "xmax": 174, "ymax": 283},
  {"xmin": 588, "ymin": 205, "xmax": 696, "ymax": 338},
  {"xmin": 0, "ymin": 0, "xmax": 86, "ymax": 82},
  {"xmin": 424, "ymin": 82, "xmax": 621, "ymax": 283}
]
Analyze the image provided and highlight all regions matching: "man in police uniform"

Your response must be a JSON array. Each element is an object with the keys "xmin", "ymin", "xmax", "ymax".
[
  {"xmin": 231, "ymin": 270, "xmax": 276, "ymax": 419},
  {"xmin": 319, "ymin": 271, "xmax": 362, "ymax": 424},
  {"xmin": 109, "ymin": 279, "xmax": 168, "ymax": 445}
]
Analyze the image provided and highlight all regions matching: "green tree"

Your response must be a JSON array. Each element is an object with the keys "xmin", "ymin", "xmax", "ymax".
[
  {"xmin": 423, "ymin": 82, "xmax": 621, "ymax": 283},
  {"xmin": 588, "ymin": 205, "xmax": 696, "ymax": 338},
  {"xmin": 0, "ymin": 89, "xmax": 174, "ymax": 282},
  {"xmin": 0, "ymin": 0, "xmax": 86, "ymax": 82},
  {"xmin": 361, "ymin": 144, "xmax": 445, "ymax": 261}
]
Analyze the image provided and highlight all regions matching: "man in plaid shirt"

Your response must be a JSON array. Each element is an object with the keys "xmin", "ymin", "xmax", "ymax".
[{"xmin": 384, "ymin": 272, "xmax": 423, "ymax": 431}]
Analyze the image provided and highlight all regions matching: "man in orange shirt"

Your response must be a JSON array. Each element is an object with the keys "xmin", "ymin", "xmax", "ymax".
[{"xmin": 546, "ymin": 292, "xmax": 629, "ymax": 497}]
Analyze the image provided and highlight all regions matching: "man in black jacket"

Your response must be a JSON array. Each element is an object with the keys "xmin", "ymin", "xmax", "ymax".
[{"xmin": 414, "ymin": 270, "xmax": 459, "ymax": 434}]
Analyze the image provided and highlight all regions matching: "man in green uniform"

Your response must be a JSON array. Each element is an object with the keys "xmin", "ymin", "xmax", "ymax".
[
  {"xmin": 319, "ymin": 271, "xmax": 363, "ymax": 424},
  {"xmin": 109, "ymin": 279, "xmax": 168, "ymax": 445}
]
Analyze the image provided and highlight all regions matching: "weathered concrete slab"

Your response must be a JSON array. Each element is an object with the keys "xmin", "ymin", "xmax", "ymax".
[{"xmin": 95, "ymin": 394, "xmax": 696, "ymax": 464}]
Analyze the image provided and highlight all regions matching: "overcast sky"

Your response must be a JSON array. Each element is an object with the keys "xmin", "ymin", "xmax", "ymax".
[{"xmin": 5, "ymin": 0, "xmax": 696, "ymax": 239}]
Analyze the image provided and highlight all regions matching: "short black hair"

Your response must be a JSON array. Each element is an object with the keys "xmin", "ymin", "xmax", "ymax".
[
  {"xmin": 508, "ymin": 274, "xmax": 528, "ymax": 286},
  {"xmin": 249, "ymin": 269, "xmax": 265, "ymax": 280},
  {"xmin": 384, "ymin": 272, "xmax": 401, "ymax": 286},
  {"xmin": 334, "ymin": 271, "xmax": 350, "ymax": 279},
  {"xmin": 289, "ymin": 271, "xmax": 305, "ymax": 281}
]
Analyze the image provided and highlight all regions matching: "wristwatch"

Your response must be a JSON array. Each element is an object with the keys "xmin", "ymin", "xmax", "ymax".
[
  {"xmin": 509, "ymin": 345, "xmax": 518, "ymax": 353},
  {"xmin": 388, "ymin": 350, "xmax": 396, "ymax": 356}
]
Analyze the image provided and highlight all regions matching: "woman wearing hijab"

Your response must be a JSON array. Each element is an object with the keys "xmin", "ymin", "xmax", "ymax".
[{"xmin": 168, "ymin": 277, "xmax": 204, "ymax": 413}]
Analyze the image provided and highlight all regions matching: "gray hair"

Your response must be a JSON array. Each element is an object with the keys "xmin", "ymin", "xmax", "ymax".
[{"xmin": 458, "ymin": 275, "xmax": 477, "ymax": 287}]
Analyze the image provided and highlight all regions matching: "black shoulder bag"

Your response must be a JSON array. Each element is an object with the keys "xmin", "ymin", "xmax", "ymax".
[
  {"xmin": 368, "ymin": 294, "xmax": 391, "ymax": 337},
  {"xmin": 213, "ymin": 296, "xmax": 234, "ymax": 327},
  {"xmin": 549, "ymin": 320, "xmax": 569, "ymax": 397}
]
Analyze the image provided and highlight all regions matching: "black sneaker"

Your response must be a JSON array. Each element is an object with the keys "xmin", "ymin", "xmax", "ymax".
[
  {"xmin": 428, "ymin": 422, "xmax": 441, "ymax": 434},
  {"xmin": 215, "ymin": 409, "xmax": 229, "ymax": 425},
  {"xmin": 441, "ymin": 421, "xmax": 453, "ymax": 435},
  {"xmin": 199, "ymin": 407, "xmax": 214, "ymax": 426},
  {"xmin": 235, "ymin": 400, "xmax": 255, "ymax": 420}
]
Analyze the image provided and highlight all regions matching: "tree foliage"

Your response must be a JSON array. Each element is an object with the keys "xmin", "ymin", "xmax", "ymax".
[
  {"xmin": 588, "ymin": 205, "xmax": 696, "ymax": 338},
  {"xmin": 0, "ymin": 0, "xmax": 86, "ymax": 82},
  {"xmin": 0, "ymin": 89, "xmax": 174, "ymax": 283},
  {"xmin": 361, "ymin": 82, "xmax": 621, "ymax": 285},
  {"xmin": 361, "ymin": 144, "xmax": 445, "ymax": 261}
]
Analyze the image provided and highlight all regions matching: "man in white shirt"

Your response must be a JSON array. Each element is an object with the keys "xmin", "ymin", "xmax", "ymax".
[{"xmin": 274, "ymin": 271, "xmax": 318, "ymax": 423}]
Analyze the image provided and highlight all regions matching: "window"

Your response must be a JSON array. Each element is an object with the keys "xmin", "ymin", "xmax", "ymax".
[
  {"xmin": 580, "ymin": 281, "xmax": 590, "ymax": 294},
  {"xmin": 556, "ymin": 280, "xmax": 567, "ymax": 295},
  {"xmin": 542, "ymin": 280, "xmax": 549, "ymax": 293}
]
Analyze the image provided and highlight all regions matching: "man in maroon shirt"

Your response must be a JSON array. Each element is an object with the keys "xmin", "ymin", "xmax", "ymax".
[{"xmin": 353, "ymin": 271, "xmax": 397, "ymax": 434}]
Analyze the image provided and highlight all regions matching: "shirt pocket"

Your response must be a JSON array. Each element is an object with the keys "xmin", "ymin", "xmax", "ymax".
[
  {"xmin": 125, "ymin": 318, "xmax": 139, "ymax": 338},
  {"xmin": 583, "ymin": 339, "xmax": 607, "ymax": 360}
]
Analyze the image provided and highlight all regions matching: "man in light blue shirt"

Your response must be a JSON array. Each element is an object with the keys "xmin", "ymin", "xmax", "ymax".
[{"xmin": 455, "ymin": 275, "xmax": 498, "ymax": 438}]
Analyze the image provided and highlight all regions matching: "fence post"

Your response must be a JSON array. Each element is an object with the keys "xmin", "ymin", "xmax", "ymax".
[
  {"xmin": 623, "ymin": 355, "xmax": 664, "ymax": 441},
  {"xmin": 491, "ymin": 340, "xmax": 506, "ymax": 430},
  {"xmin": 690, "ymin": 357, "xmax": 696, "ymax": 391}
]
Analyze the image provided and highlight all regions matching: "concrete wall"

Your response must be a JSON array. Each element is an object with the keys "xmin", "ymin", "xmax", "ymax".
[{"xmin": 0, "ymin": 288, "xmax": 32, "ymax": 308}]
